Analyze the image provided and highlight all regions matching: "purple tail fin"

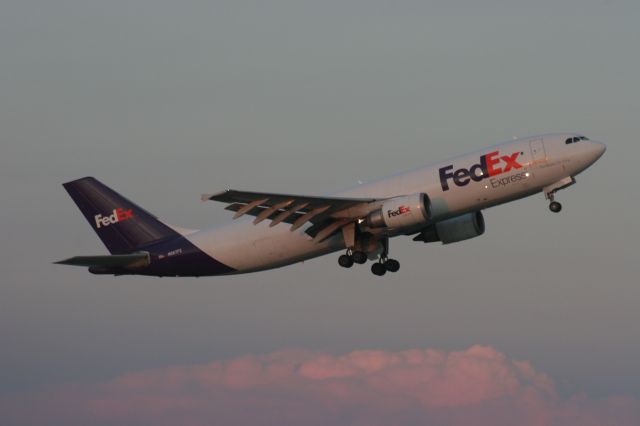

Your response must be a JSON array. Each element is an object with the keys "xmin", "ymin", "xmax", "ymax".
[{"xmin": 63, "ymin": 177, "xmax": 179, "ymax": 254}]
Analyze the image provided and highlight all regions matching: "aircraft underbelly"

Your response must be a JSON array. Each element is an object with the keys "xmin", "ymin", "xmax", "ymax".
[{"xmin": 186, "ymin": 219, "xmax": 343, "ymax": 273}]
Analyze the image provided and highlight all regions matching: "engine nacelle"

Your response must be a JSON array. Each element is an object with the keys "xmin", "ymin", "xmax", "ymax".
[
  {"xmin": 414, "ymin": 211, "xmax": 485, "ymax": 244},
  {"xmin": 367, "ymin": 193, "xmax": 429, "ymax": 230}
]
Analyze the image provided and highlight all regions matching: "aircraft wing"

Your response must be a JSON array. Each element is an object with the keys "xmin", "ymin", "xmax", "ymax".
[
  {"xmin": 54, "ymin": 252, "xmax": 150, "ymax": 269},
  {"xmin": 202, "ymin": 190, "xmax": 380, "ymax": 242}
]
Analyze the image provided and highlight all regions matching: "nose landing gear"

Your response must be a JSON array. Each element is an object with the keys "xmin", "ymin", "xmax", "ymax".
[
  {"xmin": 546, "ymin": 191, "xmax": 563, "ymax": 213},
  {"xmin": 543, "ymin": 176, "xmax": 575, "ymax": 214},
  {"xmin": 546, "ymin": 190, "xmax": 563, "ymax": 212},
  {"xmin": 549, "ymin": 200, "xmax": 562, "ymax": 213}
]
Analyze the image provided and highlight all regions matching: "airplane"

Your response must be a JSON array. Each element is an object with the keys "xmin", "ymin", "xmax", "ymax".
[{"xmin": 56, "ymin": 133, "xmax": 606, "ymax": 277}]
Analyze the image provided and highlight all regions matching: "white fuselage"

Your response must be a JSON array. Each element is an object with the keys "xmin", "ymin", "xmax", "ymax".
[{"xmin": 185, "ymin": 134, "xmax": 605, "ymax": 274}]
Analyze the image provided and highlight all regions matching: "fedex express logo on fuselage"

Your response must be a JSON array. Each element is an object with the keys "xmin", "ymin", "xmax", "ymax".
[
  {"xmin": 439, "ymin": 151, "xmax": 523, "ymax": 191},
  {"xmin": 94, "ymin": 208, "xmax": 134, "ymax": 229}
]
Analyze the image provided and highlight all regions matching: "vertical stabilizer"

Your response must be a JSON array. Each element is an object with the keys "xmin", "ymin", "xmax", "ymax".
[{"xmin": 63, "ymin": 177, "xmax": 180, "ymax": 253}]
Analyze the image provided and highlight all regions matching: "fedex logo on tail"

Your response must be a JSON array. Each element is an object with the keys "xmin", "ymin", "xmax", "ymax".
[
  {"xmin": 94, "ymin": 208, "xmax": 134, "ymax": 229},
  {"xmin": 439, "ymin": 151, "xmax": 523, "ymax": 191}
]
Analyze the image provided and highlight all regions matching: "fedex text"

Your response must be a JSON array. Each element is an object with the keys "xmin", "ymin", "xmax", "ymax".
[
  {"xmin": 439, "ymin": 151, "xmax": 524, "ymax": 191},
  {"xmin": 94, "ymin": 208, "xmax": 134, "ymax": 229}
]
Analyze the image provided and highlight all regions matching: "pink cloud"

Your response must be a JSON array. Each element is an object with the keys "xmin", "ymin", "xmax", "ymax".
[{"xmin": 1, "ymin": 345, "xmax": 638, "ymax": 426}]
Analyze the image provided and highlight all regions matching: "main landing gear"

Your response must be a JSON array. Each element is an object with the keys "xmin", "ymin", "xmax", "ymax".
[
  {"xmin": 338, "ymin": 253, "xmax": 354, "ymax": 268},
  {"xmin": 370, "ymin": 257, "xmax": 400, "ymax": 276},
  {"xmin": 338, "ymin": 227, "xmax": 399, "ymax": 276},
  {"xmin": 338, "ymin": 249, "xmax": 400, "ymax": 276},
  {"xmin": 338, "ymin": 249, "xmax": 368, "ymax": 268}
]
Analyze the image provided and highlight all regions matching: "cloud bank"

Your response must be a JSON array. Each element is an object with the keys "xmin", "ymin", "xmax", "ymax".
[{"xmin": 2, "ymin": 345, "xmax": 638, "ymax": 426}]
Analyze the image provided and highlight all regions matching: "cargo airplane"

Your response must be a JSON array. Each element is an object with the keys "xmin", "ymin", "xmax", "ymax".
[{"xmin": 56, "ymin": 134, "xmax": 605, "ymax": 276}]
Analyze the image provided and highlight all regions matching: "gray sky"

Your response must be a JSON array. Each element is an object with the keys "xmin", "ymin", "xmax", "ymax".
[{"xmin": 1, "ymin": 0, "xmax": 639, "ymax": 414}]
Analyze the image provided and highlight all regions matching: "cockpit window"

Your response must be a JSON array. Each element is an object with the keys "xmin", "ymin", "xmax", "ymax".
[{"xmin": 565, "ymin": 135, "xmax": 590, "ymax": 144}]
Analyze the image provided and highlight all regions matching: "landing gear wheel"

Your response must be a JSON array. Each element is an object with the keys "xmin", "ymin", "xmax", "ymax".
[
  {"xmin": 549, "ymin": 201, "xmax": 562, "ymax": 213},
  {"xmin": 352, "ymin": 251, "xmax": 368, "ymax": 264},
  {"xmin": 384, "ymin": 259, "xmax": 400, "ymax": 273},
  {"xmin": 338, "ymin": 254, "xmax": 354, "ymax": 268},
  {"xmin": 371, "ymin": 262, "xmax": 387, "ymax": 276}
]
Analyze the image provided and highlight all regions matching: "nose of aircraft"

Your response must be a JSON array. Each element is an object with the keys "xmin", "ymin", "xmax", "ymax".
[
  {"xmin": 585, "ymin": 140, "xmax": 606, "ymax": 165},
  {"xmin": 592, "ymin": 140, "xmax": 607, "ymax": 158}
]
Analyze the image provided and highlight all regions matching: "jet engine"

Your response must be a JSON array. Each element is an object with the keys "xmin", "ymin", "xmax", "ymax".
[
  {"xmin": 365, "ymin": 192, "xmax": 452, "ymax": 230},
  {"xmin": 366, "ymin": 193, "xmax": 429, "ymax": 230},
  {"xmin": 413, "ymin": 211, "xmax": 485, "ymax": 244}
]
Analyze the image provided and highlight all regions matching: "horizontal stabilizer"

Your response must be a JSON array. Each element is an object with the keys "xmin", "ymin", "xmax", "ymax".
[{"xmin": 54, "ymin": 252, "xmax": 150, "ymax": 269}]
